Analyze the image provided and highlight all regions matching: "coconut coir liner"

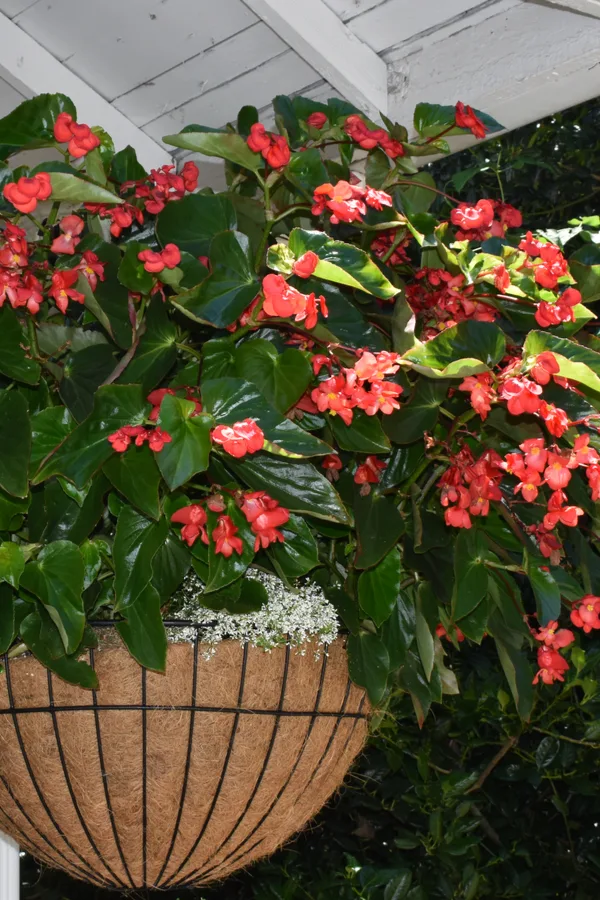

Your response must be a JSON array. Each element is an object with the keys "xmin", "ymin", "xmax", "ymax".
[{"xmin": 0, "ymin": 637, "xmax": 367, "ymax": 889}]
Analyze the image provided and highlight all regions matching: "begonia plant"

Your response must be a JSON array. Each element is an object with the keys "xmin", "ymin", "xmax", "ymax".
[{"xmin": 0, "ymin": 91, "xmax": 599, "ymax": 722}]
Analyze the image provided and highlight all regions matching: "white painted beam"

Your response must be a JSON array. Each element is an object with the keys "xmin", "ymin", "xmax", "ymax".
[
  {"xmin": 533, "ymin": 0, "xmax": 600, "ymax": 18},
  {"xmin": 240, "ymin": 0, "xmax": 389, "ymax": 120},
  {"xmin": 386, "ymin": 0, "xmax": 600, "ymax": 151},
  {"xmin": 0, "ymin": 832, "xmax": 19, "ymax": 900},
  {"xmin": 0, "ymin": 11, "xmax": 172, "ymax": 170}
]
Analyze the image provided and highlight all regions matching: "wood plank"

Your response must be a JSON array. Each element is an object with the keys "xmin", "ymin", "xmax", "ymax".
[
  {"xmin": 536, "ymin": 0, "xmax": 600, "ymax": 17},
  {"xmin": 13, "ymin": 0, "xmax": 257, "ymax": 101},
  {"xmin": 114, "ymin": 23, "xmax": 286, "ymax": 127},
  {"xmin": 0, "ymin": 74, "xmax": 26, "ymax": 117},
  {"xmin": 386, "ymin": 1, "xmax": 600, "ymax": 145},
  {"xmin": 0, "ymin": 0, "xmax": 37, "ymax": 16},
  {"xmin": 348, "ymin": 0, "xmax": 484, "ymax": 53},
  {"xmin": 322, "ymin": 0, "xmax": 387, "ymax": 21},
  {"xmin": 144, "ymin": 50, "xmax": 321, "ymax": 142},
  {"xmin": 0, "ymin": 12, "xmax": 172, "ymax": 168},
  {"xmin": 241, "ymin": 0, "xmax": 388, "ymax": 119}
]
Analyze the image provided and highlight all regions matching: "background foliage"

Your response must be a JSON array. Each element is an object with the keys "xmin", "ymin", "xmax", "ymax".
[{"xmin": 17, "ymin": 96, "xmax": 600, "ymax": 900}]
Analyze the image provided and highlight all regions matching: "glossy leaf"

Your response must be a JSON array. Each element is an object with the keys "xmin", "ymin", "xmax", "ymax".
[
  {"xmin": 163, "ymin": 129, "xmax": 262, "ymax": 170},
  {"xmin": 354, "ymin": 488, "xmax": 405, "ymax": 569},
  {"xmin": 0, "ymin": 390, "xmax": 30, "ymax": 498},
  {"xmin": 117, "ymin": 240, "xmax": 154, "ymax": 294},
  {"xmin": 156, "ymin": 193, "xmax": 236, "ymax": 257},
  {"xmin": 453, "ymin": 530, "xmax": 489, "ymax": 620},
  {"xmin": 202, "ymin": 377, "xmax": 332, "ymax": 458},
  {"xmin": 527, "ymin": 555, "xmax": 561, "ymax": 625},
  {"xmin": 381, "ymin": 590, "xmax": 416, "ymax": 670},
  {"xmin": 413, "ymin": 102, "xmax": 502, "ymax": 138},
  {"xmin": 113, "ymin": 507, "xmax": 168, "ymax": 612},
  {"xmin": 49, "ymin": 172, "xmax": 121, "ymax": 205},
  {"xmin": 122, "ymin": 297, "xmax": 177, "ymax": 392},
  {"xmin": 330, "ymin": 410, "xmax": 391, "ymax": 453},
  {"xmin": 404, "ymin": 321, "xmax": 506, "ymax": 378},
  {"xmin": 0, "ymin": 542, "xmax": 24, "ymax": 589},
  {"xmin": 525, "ymin": 330, "xmax": 600, "ymax": 394},
  {"xmin": 151, "ymin": 533, "xmax": 191, "ymax": 601},
  {"xmin": 286, "ymin": 148, "xmax": 328, "ymax": 196},
  {"xmin": 156, "ymin": 395, "xmax": 213, "ymax": 490},
  {"xmin": 269, "ymin": 513, "xmax": 319, "ymax": 579},
  {"xmin": 347, "ymin": 632, "xmax": 389, "ymax": 705},
  {"xmin": 205, "ymin": 499, "xmax": 254, "ymax": 592},
  {"xmin": 415, "ymin": 587, "xmax": 435, "ymax": 681},
  {"xmin": 569, "ymin": 243, "xmax": 600, "ymax": 302},
  {"xmin": 383, "ymin": 379, "xmax": 448, "ymax": 444},
  {"xmin": 358, "ymin": 549, "xmax": 401, "ymax": 626},
  {"xmin": 103, "ymin": 444, "xmax": 162, "ymax": 520},
  {"xmin": 288, "ymin": 229, "xmax": 399, "ymax": 300},
  {"xmin": 235, "ymin": 339, "xmax": 312, "ymax": 414},
  {"xmin": 0, "ymin": 93, "xmax": 76, "ymax": 158},
  {"xmin": 110, "ymin": 145, "xmax": 147, "ymax": 184},
  {"xmin": 20, "ymin": 541, "xmax": 85, "ymax": 654},
  {"xmin": 20, "ymin": 607, "xmax": 98, "ymax": 690},
  {"xmin": 30, "ymin": 409, "xmax": 74, "ymax": 477},
  {"xmin": 34, "ymin": 385, "xmax": 147, "ymax": 488},
  {"xmin": 0, "ymin": 308, "xmax": 41, "ymax": 385},
  {"xmin": 0, "ymin": 583, "xmax": 16, "ymax": 654},
  {"xmin": 59, "ymin": 344, "xmax": 116, "ymax": 421},
  {"xmin": 115, "ymin": 584, "xmax": 167, "ymax": 672},
  {"xmin": 225, "ymin": 454, "xmax": 350, "ymax": 523}
]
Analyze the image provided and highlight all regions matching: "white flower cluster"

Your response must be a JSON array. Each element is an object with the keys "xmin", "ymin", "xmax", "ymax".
[{"xmin": 167, "ymin": 569, "xmax": 339, "ymax": 658}]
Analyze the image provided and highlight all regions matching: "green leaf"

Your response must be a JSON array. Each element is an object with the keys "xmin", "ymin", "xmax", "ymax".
[
  {"xmin": 225, "ymin": 454, "xmax": 349, "ymax": 523},
  {"xmin": 365, "ymin": 149, "xmax": 391, "ymax": 189},
  {"xmin": 39, "ymin": 475, "xmax": 108, "ymax": 545},
  {"xmin": 80, "ymin": 540, "xmax": 102, "ymax": 590},
  {"xmin": 0, "ymin": 542, "xmax": 25, "ymax": 589},
  {"xmin": 404, "ymin": 321, "xmax": 506, "ymax": 378},
  {"xmin": 34, "ymin": 385, "xmax": 147, "ymax": 488},
  {"xmin": 525, "ymin": 330, "xmax": 600, "ymax": 394},
  {"xmin": 526, "ymin": 556, "xmax": 561, "ymax": 625},
  {"xmin": 156, "ymin": 193, "xmax": 236, "ymax": 257},
  {"xmin": 384, "ymin": 871, "xmax": 412, "ymax": 900},
  {"xmin": 536, "ymin": 735, "xmax": 560, "ymax": 770},
  {"xmin": 399, "ymin": 649, "xmax": 434, "ymax": 726},
  {"xmin": 453, "ymin": 530, "xmax": 489, "ymax": 620},
  {"xmin": 330, "ymin": 411, "xmax": 391, "ymax": 453},
  {"xmin": 347, "ymin": 632, "xmax": 389, "ymax": 705},
  {"xmin": 383, "ymin": 378, "xmax": 448, "ymax": 444},
  {"xmin": 0, "ymin": 93, "xmax": 76, "ymax": 158},
  {"xmin": 288, "ymin": 228, "xmax": 399, "ymax": 300},
  {"xmin": 0, "ymin": 308, "xmax": 41, "ymax": 384},
  {"xmin": 174, "ymin": 230, "xmax": 258, "ymax": 328},
  {"xmin": 202, "ymin": 377, "xmax": 332, "ymax": 458},
  {"xmin": 117, "ymin": 240, "xmax": 154, "ymax": 294},
  {"xmin": 103, "ymin": 444, "xmax": 161, "ymax": 520},
  {"xmin": 59, "ymin": 344, "xmax": 116, "ymax": 421},
  {"xmin": 151, "ymin": 533, "xmax": 191, "ymax": 601},
  {"xmin": 156, "ymin": 396, "xmax": 213, "ymax": 490},
  {"xmin": 354, "ymin": 488, "xmax": 405, "ymax": 569},
  {"xmin": 20, "ymin": 607, "xmax": 98, "ymax": 690},
  {"xmin": 163, "ymin": 129, "xmax": 262, "ymax": 170},
  {"xmin": 77, "ymin": 239, "xmax": 132, "ymax": 349},
  {"xmin": 110, "ymin": 145, "xmax": 147, "ymax": 184},
  {"xmin": 358, "ymin": 549, "xmax": 401, "ymax": 626},
  {"xmin": 206, "ymin": 499, "xmax": 254, "ymax": 592},
  {"xmin": 235, "ymin": 339, "xmax": 312, "ymax": 414},
  {"xmin": 0, "ymin": 490, "xmax": 29, "ymax": 532},
  {"xmin": 31, "ymin": 408, "xmax": 74, "ymax": 472},
  {"xmin": 391, "ymin": 292, "xmax": 416, "ymax": 354},
  {"xmin": 0, "ymin": 390, "xmax": 30, "ymax": 498},
  {"xmin": 309, "ymin": 282, "xmax": 386, "ymax": 351},
  {"xmin": 268, "ymin": 513, "xmax": 319, "ymax": 579},
  {"xmin": 413, "ymin": 102, "xmax": 502, "ymax": 138},
  {"xmin": 0, "ymin": 583, "xmax": 16, "ymax": 654},
  {"xmin": 122, "ymin": 296, "xmax": 177, "ymax": 391},
  {"xmin": 285, "ymin": 148, "xmax": 328, "ymax": 197},
  {"xmin": 381, "ymin": 589, "xmax": 416, "ymax": 670},
  {"xmin": 115, "ymin": 584, "xmax": 167, "ymax": 672},
  {"xmin": 113, "ymin": 507, "xmax": 168, "ymax": 612},
  {"xmin": 49, "ymin": 172, "xmax": 121, "ymax": 205},
  {"xmin": 415, "ymin": 586, "xmax": 435, "ymax": 681},
  {"xmin": 569, "ymin": 243, "xmax": 600, "ymax": 302},
  {"xmin": 20, "ymin": 541, "xmax": 85, "ymax": 654},
  {"xmin": 203, "ymin": 337, "xmax": 237, "ymax": 381}
]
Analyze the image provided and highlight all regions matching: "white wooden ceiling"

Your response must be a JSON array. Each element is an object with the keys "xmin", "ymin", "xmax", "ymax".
[{"xmin": 0, "ymin": 0, "xmax": 599, "ymax": 175}]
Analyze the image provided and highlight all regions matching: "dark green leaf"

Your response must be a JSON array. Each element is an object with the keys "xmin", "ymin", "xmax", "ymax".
[
  {"xmin": 453, "ymin": 530, "xmax": 489, "ymax": 620},
  {"xmin": 309, "ymin": 282, "xmax": 386, "ymax": 351},
  {"xmin": 60, "ymin": 344, "xmax": 116, "ymax": 421},
  {"xmin": 156, "ymin": 396, "xmax": 213, "ymax": 490},
  {"xmin": 536, "ymin": 736, "xmax": 560, "ymax": 769},
  {"xmin": 110, "ymin": 145, "xmax": 147, "ymax": 184},
  {"xmin": 413, "ymin": 102, "xmax": 502, "ymax": 138},
  {"xmin": 20, "ymin": 541, "xmax": 85, "ymax": 654},
  {"xmin": 122, "ymin": 297, "xmax": 177, "ymax": 391},
  {"xmin": 117, "ymin": 240, "xmax": 154, "ymax": 294},
  {"xmin": 0, "ymin": 93, "xmax": 76, "ymax": 158},
  {"xmin": 163, "ymin": 130, "xmax": 262, "ymax": 170},
  {"xmin": 382, "ymin": 589, "xmax": 416, "ymax": 670},
  {"xmin": 404, "ymin": 321, "xmax": 506, "ymax": 378},
  {"xmin": 570, "ymin": 243, "xmax": 600, "ymax": 302},
  {"xmin": 286, "ymin": 148, "xmax": 328, "ymax": 197},
  {"xmin": 526, "ymin": 555, "xmax": 561, "ymax": 625},
  {"xmin": 0, "ymin": 390, "xmax": 30, "ymax": 498},
  {"xmin": 113, "ymin": 507, "xmax": 168, "ymax": 612},
  {"xmin": 115, "ymin": 584, "xmax": 167, "ymax": 672},
  {"xmin": 156, "ymin": 193, "xmax": 236, "ymax": 257},
  {"xmin": 359, "ymin": 549, "xmax": 401, "ymax": 626},
  {"xmin": 0, "ymin": 308, "xmax": 41, "ymax": 384},
  {"xmin": 49, "ymin": 172, "xmax": 120, "ymax": 205},
  {"xmin": 151, "ymin": 533, "xmax": 191, "ymax": 601},
  {"xmin": 235, "ymin": 339, "xmax": 312, "ymax": 414},
  {"xmin": 77, "ymin": 239, "xmax": 132, "ymax": 349},
  {"xmin": 203, "ymin": 337, "xmax": 236, "ymax": 381},
  {"xmin": 347, "ymin": 632, "xmax": 389, "ymax": 705},
  {"xmin": 268, "ymin": 513, "xmax": 319, "ymax": 579},
  {"xmin": 34, "ymin": 385, "xmax": 147, "ymax": 488},
  {"xmin": 0, "ymin": 583, "xmax": 16, "ymax": 654},
  {"xmin": 354, "ymin": 489, "xmax": 405, "ymax": 569},
  {"xmin": 103, "ymin": 444, "xmax": 161, "ymax": 520},
  {"xmin": 39, "ymin": 474, "xmax": 108, "ymax": 545},
  {"xmin": 383, "ymin": 378, "xmax": 448, "ymax": 444},
  {"xmin": 20, "ymin": 607, "xmax": 98, "ymax": 690}
]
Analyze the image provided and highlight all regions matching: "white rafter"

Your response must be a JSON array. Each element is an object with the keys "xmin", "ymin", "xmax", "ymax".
[
  {"xmin": 240, "ymin": 0, "xmax": 389, "ymax": 121},
  {"xmin": 0, "ymin": 11, "xmax": 172, "ymax": 170},
  {"xmin": 532, "ymin": 0, "xmax": 600, "ymax": 17}
]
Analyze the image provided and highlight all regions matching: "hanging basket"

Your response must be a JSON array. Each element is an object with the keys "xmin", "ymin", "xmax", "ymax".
[{"xmin": 0, "ymin": 630, "xmax": 367, "ymax": 890}]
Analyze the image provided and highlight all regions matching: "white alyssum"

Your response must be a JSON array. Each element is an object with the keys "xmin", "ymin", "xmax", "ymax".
[{"xmin": 167, "ymin": 569, "xmax": 339, "ymax": 658}]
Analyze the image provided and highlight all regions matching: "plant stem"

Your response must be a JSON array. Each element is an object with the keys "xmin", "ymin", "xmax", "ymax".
[
  {"xmin": 175, "ymin": 342, "xmax": 203, "ymax": 361},
  {"xmin": 26, "ymin": 316, "xmax": 40, "ymax": 360},
  {"xmin": 466, "ymin": 735, "xmax": 518, "ymax": 794}
]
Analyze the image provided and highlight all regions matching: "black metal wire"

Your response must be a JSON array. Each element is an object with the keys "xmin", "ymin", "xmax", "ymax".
[{"xmin": 0, "ymin": 628, "xmax": 367, "ymax": 891}]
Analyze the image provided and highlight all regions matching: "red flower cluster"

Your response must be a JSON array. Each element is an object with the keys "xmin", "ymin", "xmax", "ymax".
[
  {"xmin": 246, "ymin": 123, "xmax": 291, "ymax": 169},
  {"xmin": 50, "ymin": 215, "xmax": 84, "ymax": 255},
  {"xmin": 3, "ymin": 172, "xmax": 51, "ymax": 214},
  {"xmin": 436, "ymin": 623, "xmax": 465, "ymax": 642},
  {"xmin": 85, "ymin": 201, "xmax": 144, "ymax": 239},
  {"xmin": 344, "ymin": 114, "xmax": 404, "ymax": 158},
  {"xmin": 211, "ymin": 419, "xmax": 265, "ymax": 458},
  {"xmin": 126, "ymin": 162, "xmax": 198, "ymax": 215},
  {"xmin": 49, "ymin": 269, "xmax": 85, "ymax": 314},
  {"xmin": 533, "ymin": 619, "xmax": 574, "ymax": 649},
  {"xmin": 407, "ymin": 268, "xmax": 498, "ymax": 332},
  {"xmin": 262, "ymin": 273, "xmax": 328, "ymax": 329},
  {"xmin": 108, "ymin": 425, "xmax": 172, "ymax": 453},
  {"xmin": 147, "ymin": 386, "xmax": 202, "ymax": 422},
  {"xmin": 312, "ymin": 180, "xmax": 392, "ymax": 225},
  {"xmin": 311, "ymin": 349, "xmax": 403, "ymax": 425},
  {"xmin": 570, "ymin": 595, "xmax": 600, "ymax": 633},
  {"xmin": 138, "ymin": 243, "xmax": 181, "ymax": 273},
  {"xmin": 454, "ymin": 102, "xmax": 488, "ymax": 140},
  {"xmin": 439, "ymin": 447, "xmax": 503, "ymax": 529},
  {"xmin": 450, "ymin": 198, "xmax": 522, "ymax": 241},
  {"xmin": 241, "ymin": 491, "xmax": 290, "ymax": 550},
  {"xmin": 54, "ymin": 112, "xmax": 100, "ymax": 158},
  {"xmin": 533, "ymin": 646, "xmax": 570, "ymax": 685},
  {"xmin": 212, "ymin": 515, "xmax": 244, "ymax": 557},
  {"xmin": 354, "ymin": 455, "xmax": 387, "ymax": 494},
  {"xmin": 459, "ymin": 373, "xmax": 496, "ymax": 420},
  {"xmin": 371, "ymin": 230, "xmax": 411, "ymax": 267},
  {"xmin": 0, "ymin": 223, "xmax": 43, "ymax": 314}
]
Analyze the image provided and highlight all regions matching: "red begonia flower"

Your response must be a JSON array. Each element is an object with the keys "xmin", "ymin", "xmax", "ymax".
[
  {"xmin": 50, "ymin": 215, "xmax": 84, "ymax": 255},
  {"xmin": 171, "ymin": 504, "xmax": 208, "ymax": 547},
  {"xmin": 212, "ymin": 515, "xmax": 243, "ymax": 557},
  {"xmin": 454, "ymin": 102, "xmax": 488, "ymax": 140},
  {"xmin": 292, "ymin": 251, "xmax": 319, "ymax": 279},
  {"xmin": 570, "ymin": 595, "xmax": 600, "ymax": 633},
  {"xmin": 3, "ymin": 172, "xmax": 52, "ymax": 213},
  {"xmin": 211, "ymin": 419, "xmax": 265, "ymax": 457},
  {"xmin": 307, "ymin": 112, "xmax": 328, "ymax": 129}
]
